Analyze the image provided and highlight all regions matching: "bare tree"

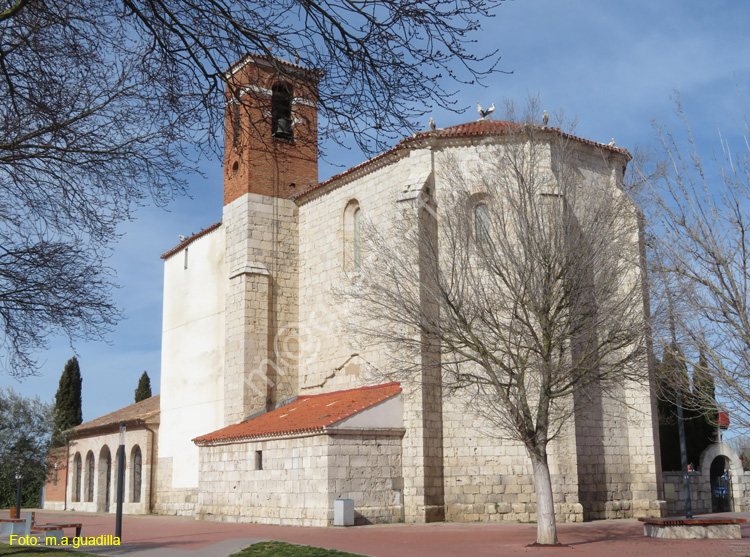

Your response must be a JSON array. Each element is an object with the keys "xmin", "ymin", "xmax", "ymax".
[
  {"xmin": 339, "ymin": 104, "xmax": 649, "ymax": 544},
  {"xmin": 0, "ymin": 0, "xmax": 504, "ymax": 377},
  {"xmin": 643, "ymin": 96, "xmax": 750, "ymax": 431}
]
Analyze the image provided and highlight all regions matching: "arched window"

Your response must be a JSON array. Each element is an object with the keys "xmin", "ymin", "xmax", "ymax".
[
  {"xmin": 131, "ymin": 446, "xmax": 142, "ymax": 503},
  {"xmin": 72, "ymin": 453, "xmax": 82, "ymax": 503},
  {"xmin": 343, "ymin": 200, "xmax": 362, "ymax": 271},
  {"xmin": 475, "ymin": 203, "xmax": 491, "ymax": 245},
  {"xmin": 84, "ymin": 451, "xmax": 95, "ymax": 502},
  {"xmin": 354, "ymin": 208, "xmax": 361, "ymax": 269},
  {"xmin": 271, "ymin": 82, "xmax": 293, "ymax": 140},
  {"xmin": 98, "ymin": 446, "xmax": 112, "ymax": 513}
]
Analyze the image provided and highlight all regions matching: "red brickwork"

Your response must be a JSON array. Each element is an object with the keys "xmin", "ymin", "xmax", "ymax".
[
  {"xmin": 44, "ymin": 447, "xmax": 68, "ymax": 502},
  {"xmin": 223, "ymin": 56, "xmax": 319, "ymax": 205}
]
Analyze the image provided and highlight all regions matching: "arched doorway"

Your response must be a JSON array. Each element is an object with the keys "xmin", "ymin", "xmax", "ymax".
[
  {"xmin": 710, "ymin": 455, "xmax": 733, "ymax": 512},
  {"xmin": 97, "ymin": 446, "xmax": 112, "ymax": 513}
]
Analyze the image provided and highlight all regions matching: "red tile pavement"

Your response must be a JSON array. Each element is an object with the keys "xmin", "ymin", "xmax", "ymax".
[{"xmin": 3, "ymin": 510, "xmax": 748, "ymax": 557}]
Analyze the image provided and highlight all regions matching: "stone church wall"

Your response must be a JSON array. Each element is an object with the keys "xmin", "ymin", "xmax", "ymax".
[
  {"xmin": 441, "ymin": 392, "xmax": 584, "ymax": 524},
  {"xmin": 157, "ymin": 225, "xmax": 227, "ymax": 515},
  {"xmin": 297, "ymin": 150, "xmax": 414, "ymax": 396}
]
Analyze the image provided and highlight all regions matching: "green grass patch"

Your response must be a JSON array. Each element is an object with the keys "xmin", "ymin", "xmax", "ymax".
[
  {"xmin": 0, "ymin": 542, "xmax": 95, "ymax": 556},
  {"xmin": 230, "ymin": 540, "xmax": 365, "ymax": 557}
]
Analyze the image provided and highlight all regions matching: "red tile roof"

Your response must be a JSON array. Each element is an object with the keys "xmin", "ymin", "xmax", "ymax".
[
  {"xmin": 160, "ymin": 222, "xmax": 222, "ymax": 260},
  {"xmin": 293, "ymin": 120, "xmax": 631, "ymax": 202},
  {"xmin": 227, "ymin": 53, "xmax": 324, "ymax": 79},
  {"xmin": 72, "ymin": 395, "xmax": 160, "ymax": 436},
  {"xmin": 193, "ymin": 382, "xmax": 401, "ymax": 444}
]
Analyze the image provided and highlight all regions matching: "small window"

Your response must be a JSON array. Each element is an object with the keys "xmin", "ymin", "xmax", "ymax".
[
  {"xmin": 184, "ymin": 247, "xmax": 188, "ymax": 270},
  {"xmin": 271, "ymin": 83, "xmax": 293, "ymax": 140},
  {"xmin": 475, "ymin": 203, "xmax": 491, "ymax": 245},
  {"xmin": 255, "ymin": 450, "xmax": 263, "ymax": 471}
]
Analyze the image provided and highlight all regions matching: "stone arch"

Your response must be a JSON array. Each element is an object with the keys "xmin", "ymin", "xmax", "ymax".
[
  {"xmin": 71, "ymin": 452, "xmax": 82, "ymax": 503},
  {"xmin": 342, "ymin": 199, "xmax": 361, "ymax": 272},
  {"xmin": 271, "ymin": 81, "xmax": 293, "ymax": 139},
  {"xmin": 113, "ymin": 446, "xmax": 126, "ymax": 504},
  {"xmin": 84, "ymin": 451, "xmax": 95, "ymax": 502},
  {"xmin": 699, "ymin": 443, "xmax": 743, "ymax": 512},
  {"xmin": 130, "ymin": 445, "xmax": 142, "ymax": 503},
  {"xmin": 97, "ymin": 445, "xmax": 112, "ymax": 513}
]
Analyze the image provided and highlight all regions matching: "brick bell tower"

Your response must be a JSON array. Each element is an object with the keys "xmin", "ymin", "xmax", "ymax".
[
  {"xmin": 223, "ymin": 54, "xmax": 320, "ymax": 203},
  {"xmin": 222, "ymin": 55, "xmax": 319, "ymax": 426}
]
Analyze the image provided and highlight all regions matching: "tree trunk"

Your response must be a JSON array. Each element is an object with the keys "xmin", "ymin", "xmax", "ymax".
[{"xmin": 530, "ymin": 451, "xmax": 559, "ymax": 545}]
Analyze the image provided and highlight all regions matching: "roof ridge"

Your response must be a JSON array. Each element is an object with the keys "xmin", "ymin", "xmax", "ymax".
[
  {"xmin": 293, "ymin": 121, "xmax": 630, "ymax": 203},
  {"xmin": 160, "ymin": 222, "xmax": 222, "ymax": 260},
  {"xmin": 297, "ymin": 381, "xmax": 401, "ymax": 400}
]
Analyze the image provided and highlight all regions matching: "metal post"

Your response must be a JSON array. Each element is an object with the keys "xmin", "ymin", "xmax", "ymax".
[
  {"xmin": 115, "ymin": 423, "xmax": 126, "ymax": 540},
  {"xmin": 676, "ymin": 390, "xmax": 693, "ymax": 518},
  {"xmin": 15, "ymin": 472, "xmax": 22, "ymax": 516}
]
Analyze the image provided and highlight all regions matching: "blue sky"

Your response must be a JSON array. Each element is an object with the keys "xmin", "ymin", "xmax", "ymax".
[{"xmin": 3, "ymin": 0, "xmax": 750, "ymax": 423}]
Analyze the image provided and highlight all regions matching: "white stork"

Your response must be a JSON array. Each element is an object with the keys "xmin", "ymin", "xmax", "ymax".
[
  {"xmin": 477, "ymin": 102, "xmax": 495, "ymax": 119},
  {"xmin": 542, "ymin": 110, "xmax": 549, "ymax": 126}
]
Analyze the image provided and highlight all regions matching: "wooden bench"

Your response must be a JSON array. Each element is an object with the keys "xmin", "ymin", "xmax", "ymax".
[
  {"xmin": 0, "ymin": 512, "xmax": 34, "ymax": 536},
  {"xmin": 639, "ymin": 516, "xmax": 746, "ymax": 539}
]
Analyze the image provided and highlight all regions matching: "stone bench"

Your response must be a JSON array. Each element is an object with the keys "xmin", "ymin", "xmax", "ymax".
[
  {"xmin": 0, "ymin": 512, "xmax": 34, "ymax": 536},
  {"xmin": 638, "ymin": 517, "xmax": 746, "ymax": 539}
]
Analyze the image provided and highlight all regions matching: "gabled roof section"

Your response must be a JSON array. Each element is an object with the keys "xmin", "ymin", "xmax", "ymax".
[
  {"xmin": 72, "ymin": 395, "xmax": 160, "ymax": 436},
  {"xmin": 293, "ymin": 120, "xmax": 631, "ymax": 203},
  {"xmin": 193, "ymin": 382, "xmax": 402, "ymax": 445},
  {"xmin": 160, "ymin": 222, "xmax": 222, "ymax": 260}
]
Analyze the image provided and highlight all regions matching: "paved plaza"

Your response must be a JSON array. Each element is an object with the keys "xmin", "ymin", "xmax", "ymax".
[{"xmin": 3, "ymin": 511, "xmax": 750, "ymax": 556}]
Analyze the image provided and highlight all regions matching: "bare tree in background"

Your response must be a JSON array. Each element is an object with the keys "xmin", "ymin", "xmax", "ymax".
[
  {"xmin": 0, "ymin": 0, "xmax": 504, "ymax": 377},
  {"xmin": 643, "ymin": 96, "xmax": 750, "ymax": 430},
  {"xmin": 339, "ymin": 104, "xmax": 649, "ymax": 545}
]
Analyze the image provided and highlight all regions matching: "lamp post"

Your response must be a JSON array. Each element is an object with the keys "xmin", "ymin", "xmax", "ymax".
[
  {"xmin": 14, "ymin": 469, "xmax": 22, "ymax": 518},
  {"xmin": 115, "ymin": 423, "xmax": 125, "ymax": 540},
  {"xmin": 675, "ymin": 388, "xmax": 692, "ymax": 518}
]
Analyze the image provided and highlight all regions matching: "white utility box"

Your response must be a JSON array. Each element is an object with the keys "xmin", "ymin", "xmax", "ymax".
[{"xmin": 334, "ymin": 499, "xmax": 354, "ymax": 526}]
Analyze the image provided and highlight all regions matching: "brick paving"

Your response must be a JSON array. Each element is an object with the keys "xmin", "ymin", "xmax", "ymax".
[{"xmin": 2, "ymin": 511, "xmax": 748, "ymax": 557}]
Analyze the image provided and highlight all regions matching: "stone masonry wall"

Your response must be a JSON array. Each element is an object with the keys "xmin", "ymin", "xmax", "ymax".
[
  {"xmin": 327, "ymin": 432, "xmax": 404, "ymax": 524},
  {"xmin": 196, "ymin": 435, "xmax": 330, "ymax": 526},
  {"xmin": 223, "ymin": 192, "xmax": 299, "ymax": 425},
  {"xmin": 441, "ymin": 392, "xmax": 583, "ymax": 524},
  {"xmin": 154, "ymin": 457, "xmax": 198, "ymax": 516},
  {"xmin": 196, "ymin": 432, "xmax": 403, "ymax": 526}
]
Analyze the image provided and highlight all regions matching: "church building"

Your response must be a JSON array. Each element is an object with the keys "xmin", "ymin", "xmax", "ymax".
[{"xmin": 45, "ymin": 54, "xmax": 669, "ymax": 525}]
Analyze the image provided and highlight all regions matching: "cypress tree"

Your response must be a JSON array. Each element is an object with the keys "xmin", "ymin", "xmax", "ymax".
[
  {"xmin": 134, "ymin": 371, "xmax": 152, "ymax": 403},
  {"xmin": 51, "ymin": 357, "xmax": 83, "ymax": 448}
]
